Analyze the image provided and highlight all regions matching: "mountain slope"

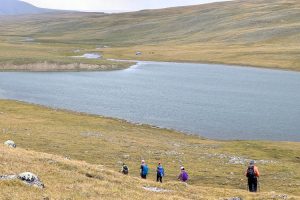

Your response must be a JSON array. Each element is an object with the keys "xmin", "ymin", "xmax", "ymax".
[
  {"xmin": 0, "ymin": 0, "xmax": 52, "ymax": 15},
  {"xmin": 0, "ymin": 0, "xmax": 299, "ymax": 70}
]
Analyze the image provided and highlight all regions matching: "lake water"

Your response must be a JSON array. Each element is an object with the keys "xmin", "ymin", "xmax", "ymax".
[{"xmin": 0, "ymin": 62, "xmax": 299, "ymax": 141}]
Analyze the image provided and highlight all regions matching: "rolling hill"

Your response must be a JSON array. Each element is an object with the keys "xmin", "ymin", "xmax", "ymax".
[
  {"xmin": 0, "ymin": 0, "xmax": 53, "ymax": 15},
  {"xmin": 0, "ymin": 0, "xmax": 299, "ymax": 70}
]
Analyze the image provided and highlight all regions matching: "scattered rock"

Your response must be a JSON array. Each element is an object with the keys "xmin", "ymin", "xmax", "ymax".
[
  {"xmin": 80, "ymin": 132, "xmax": 103, "ymax": 138},
  {"xmin": 18, "ymin": 172, "xmax": 44, "ymax": 189},
  {"xmin": 203, "ymin": 153, "xmax": 277, "ymax": 165},
  {"xmin": 228, "ymin": 156, "xmax": 247, "ymax": 165},
  {"xmin": 165, "ymin": 151, "xmax": 184, "ymax": 156},
  {"xmin": 4, "ymin": 140, "xmax": 16, "ymax": 148},
  {"xmin": 271, "ymin": 194, "xmax": 288, "ymax": 200},
  {"xmin": 142, "ymin": 186, "xmax": 171, "ymax": 193},
  {"xmin": 64, "ymin": 156, "xmax": 71, "ymax": 160},
  {"xmin": 0, "ymin": 175, "xmax": 17, "ymax": 180},
  {"xmin": 123, "ymin": 154, "xmax": 130, "ymax": 159},
  {"xmin": 1, "ymin": 173, "xmax": 44, "ymax": 189},
  {"xmin": 222, "ymin": 197, "xmax": 242, "ymax": 200}
]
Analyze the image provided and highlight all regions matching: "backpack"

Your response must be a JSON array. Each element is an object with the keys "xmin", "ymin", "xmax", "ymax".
[
  {"xmin": 182, "ymin": 171, "xmax": 189, "ymax": 181},
  {"xmin": 157, "ymin": 166, "xmax": 164, "ymax": 176},
  {"xmin": 246, "ymin": 166, "xmax": 255, "ymax": 178},
  {"xmin": 142, "ymin": 165, "xmax": 149, "ymax": 176},
  {"xmin": 123, "ymin": 165, "xmax": 128, "ymax": 174}
]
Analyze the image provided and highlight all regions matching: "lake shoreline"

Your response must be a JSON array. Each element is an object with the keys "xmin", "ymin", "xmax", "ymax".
[
  {"xmin": 0, "ymin": 58, "xmax": 299, "ymax": 73},
  {"xmin": 0, "ymin": 61, "xmax": 136, "ymax": 72},
  {"xmin": 108, "ymin": 58, "xmax": 300, "ymax": 73},
  {"xmin": 1, "ymin": 99, "xmax": 298, "ymax": 143}
]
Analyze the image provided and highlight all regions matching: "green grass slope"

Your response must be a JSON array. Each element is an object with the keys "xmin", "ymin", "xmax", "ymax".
[
  {"xmin": 0, "ymin": 0, "xmax": 299, "ymax": 70},
  {"xmin": 0, "ymin": 100, "xmax": 299, "ymax": 199},
  {"xmin": 2, "ymin": 145, "xmax": 298, "ymax": 200}
]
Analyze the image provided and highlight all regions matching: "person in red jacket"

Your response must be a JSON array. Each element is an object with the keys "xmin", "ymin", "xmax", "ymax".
[{"xmin": 245, "ymin": 160, "xmax": 260, "ymax": 192}]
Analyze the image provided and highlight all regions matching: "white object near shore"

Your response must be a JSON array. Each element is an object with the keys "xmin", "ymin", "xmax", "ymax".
[{"xmin": 72, "ymin": 53, "xmax": 102, "ymax": 59}]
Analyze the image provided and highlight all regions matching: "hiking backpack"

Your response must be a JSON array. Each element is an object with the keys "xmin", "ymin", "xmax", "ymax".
[
  {"xmin": 246, "ymin": 166, "xmax": 255, "ymax": 178},
  {"xmin": 123, "ymin": 165, "xmax": 128, "ymax": 174},
  {"xmin": 142, "ymin": 165, "xmax": 149, "ymax": 176}
]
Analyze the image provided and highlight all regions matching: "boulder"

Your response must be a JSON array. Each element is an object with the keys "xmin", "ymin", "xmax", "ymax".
[
  {"xmin": 18, "ymin": 172, "xmax": 44, "ymax": 189},
  {"xmin": 4, "ymin": 140, "xmax": 16, "ymax": 148}
]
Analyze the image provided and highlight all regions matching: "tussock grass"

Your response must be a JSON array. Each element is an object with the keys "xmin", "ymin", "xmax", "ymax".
[{"xmin": 0, "ymin": 100, "xmax": 299, "ymax": 199}]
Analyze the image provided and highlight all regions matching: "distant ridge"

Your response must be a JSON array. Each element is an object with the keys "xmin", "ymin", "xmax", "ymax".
[{"xmin": 0, "ymin": 0, "xmax": 54, "ymax": 15}]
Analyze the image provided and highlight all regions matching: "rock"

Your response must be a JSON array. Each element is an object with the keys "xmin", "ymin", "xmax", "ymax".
[
  {"xmin": 4, "ymin": 140, "xmax": 16, "ymax": 148},
  {"xmin": 271, "ymin": 194, "xmax": 288, "ymax": 200},
  {"xmin": 142, "ymin": 186, "xmax": 171, "ymax": 193},
  {"xmin": 0, "ymin": 175, "xmax": 17, "ymax": 180},
  {"xmin": 80, "ymin": 132, "xmax": 103, "ymax": 138},
  {"xmin": 223, "ymin": 197, "xmax": 242, "ymax": 200},
  {"xmin": 123, "ymin": 154, "xmax": 130, "ymax": 159},
  {"xmin": 18, "ymin": 172, "xmax": 44, "ymax": 189}
]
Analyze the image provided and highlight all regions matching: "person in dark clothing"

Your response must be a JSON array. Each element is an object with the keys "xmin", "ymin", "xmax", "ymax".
[
  {"xmin": 121, "ymin": 163, "xmax": 129, "ymax": 175},
  {"xmin": 156, "ymin": 163, "xmax": 165, "ymax": 183},
  {"xmin": 245, "ymin": 160, "xmax": 260, "ymax": 192},
  {"xmin": 140, "ymin": 160, "xmax": 149, "ymax": 179}
]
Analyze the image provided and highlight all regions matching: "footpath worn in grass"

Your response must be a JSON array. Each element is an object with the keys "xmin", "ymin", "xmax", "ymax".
[
  {"xmin": 0, "ymin": 100, "xmax": 299, "ymax": 199},
  {"xmin": 0, "ymin": 0, "xmax": 299, "ymax": 71}
]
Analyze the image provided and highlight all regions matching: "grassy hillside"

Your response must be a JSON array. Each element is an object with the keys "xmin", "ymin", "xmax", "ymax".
[
  {"xmin": 0, "ymin": 0, "xmax": 299, "ymax": 70},
  {"xmin": 2, "ymin": 145, "xmax": 298, "ymax": 200},
  {"xmin": 0, "ymin": 100, "xmax": 299, "ymax": 199}
]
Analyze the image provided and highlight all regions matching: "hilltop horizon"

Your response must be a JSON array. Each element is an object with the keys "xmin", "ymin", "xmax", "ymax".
[{"xmin": 19, "ymin": 0, "xmax": 232, "ymax": 13}]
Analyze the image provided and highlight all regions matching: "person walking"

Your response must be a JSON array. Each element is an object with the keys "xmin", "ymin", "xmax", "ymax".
[
  {"xmin": 245, "ymin": 160, "xmax": 260, "ymax": 192},
  {"xmin": 156, "ymin": 163, "xmax": 165, "ymax": 183},
  {"xmin": 178, "ymin": 166, "xmax": 189, "ymax": 182},
  {"xmin": 140, "ymin": 160, "xmax": 149, "ymax": 179},
  {"xmin": 121, "ymin": 163, "xmax": 129, "ymax": 175}
]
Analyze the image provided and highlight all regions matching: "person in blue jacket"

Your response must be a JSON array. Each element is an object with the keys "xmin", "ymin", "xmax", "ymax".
[
  {"xmin": 156, "ymin": 162, "xmax": 165, "ymax": 183},
  {"xmin": 140, "ymin": 160, "xmax": 149, "ymax": 179}
]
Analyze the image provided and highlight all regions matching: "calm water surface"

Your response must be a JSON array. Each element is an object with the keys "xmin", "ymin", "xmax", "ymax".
[{"xmin": 0, "ymin": 62, "xmax": 299, "ymax": 141}]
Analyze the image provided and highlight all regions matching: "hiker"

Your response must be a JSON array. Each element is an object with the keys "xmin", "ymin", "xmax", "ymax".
[
  {"xmin": 245, "ymin": 160, "xmax": 260, "ymax": 192},
  {"xmin": 178, "ymin": 166, "xmax": 189, "ymax": 182},
  {"xmin": 156, "ymin": 162, "xmax": 165, "ymax": 183},
  {"xmin": 121, "ymin": 163, "xmax": 129, "ymax": 175},
  {"xmin": 140, "ymin": 160, "xmax": 149, "ymax": 179}
]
